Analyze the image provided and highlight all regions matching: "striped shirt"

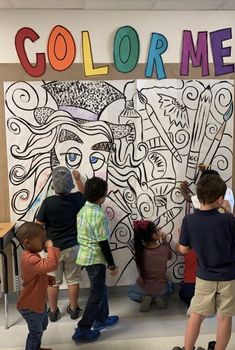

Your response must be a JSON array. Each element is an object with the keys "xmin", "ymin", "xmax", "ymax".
[{"xmin": 76, "ymin": 201, "xmax": 109, "ymax": 266}]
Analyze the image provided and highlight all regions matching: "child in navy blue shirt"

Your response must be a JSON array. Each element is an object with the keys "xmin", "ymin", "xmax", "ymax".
[
  {"xmin": 36, "ymin": 166, "xmax": 85, "ymax": 322},
  {"xmin": 176, "ymin": 174, "xmax": 235, "ymax": 350}
]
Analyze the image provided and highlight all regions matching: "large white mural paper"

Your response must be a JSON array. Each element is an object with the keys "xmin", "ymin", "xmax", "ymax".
[{"xmin": 4, "ymin": 79, "xmax": 234, "ymax": 286}]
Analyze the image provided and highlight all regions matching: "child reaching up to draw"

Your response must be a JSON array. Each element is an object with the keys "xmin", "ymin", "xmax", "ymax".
[
  {"xmin": 16, "ymin": 222, "xmax": 60, "ymax": 350},
  {"xmin": 128, "ymin": 220, "xmax": 172, "ymax": 312},
  {"xmin": 175, "ymin": 174, "xmax": 235, "ymax": 350}
]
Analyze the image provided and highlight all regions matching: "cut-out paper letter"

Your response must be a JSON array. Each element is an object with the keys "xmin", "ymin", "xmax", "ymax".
[
  {"xmin": 82, "ymin": 31, "xmax": 109, "ymax": 76},
  {"xmin": 113, "ymin": 26, "xmax": 139, "ymax": 73},
  {"xmin": 15, "ymin": 27, "xmax": 45, "ymax": 77},
  {"xmin": 180, "ymin": 30, "xmax": 209, "ymax": 76},
  {"xmin": 145, "ymin": 33, "xmax": 168, "ymax": 80},
  {"xmin": 48, "ymin": 25, "xmax": 76, "ymax": 71},
  {"xmin": 210, "ymin": 28, "xmax": 234, "ymax": 76}
]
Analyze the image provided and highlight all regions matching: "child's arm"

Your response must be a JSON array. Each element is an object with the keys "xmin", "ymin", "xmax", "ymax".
[
  {"xmin": 72, "ymin": 170, "xmax": 84, "ymax": 193},
  {"xmin": 177, "ymin": 244, "xmax": 191, "ymax": 255},
  {"xmin": 180, "ymin": 181, "xmax": 192, "ymax": 203},
  {"xmin": 35, "ymin": 219, "xmax": 45, "ymax": 226},
  {"xmin": 99, "ymin": 240, "xmax": 118, "ymax": 276},
  {"xmin": 27, "ymin": 244, "xmax": 60, "ymax": 274}
]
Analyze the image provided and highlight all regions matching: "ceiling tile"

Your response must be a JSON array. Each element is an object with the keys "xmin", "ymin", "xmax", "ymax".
[
  {"xmin": 84, "ymin": 0, "xmax": 155, "ymax": 10},
  {"xmin": 0, "ymin": 0, "xmax": 12, "ymax": 9},
  {"xmin": 11, "ymin": 0, "xmax": 84, "ymax": 9},
  {"xmin": 153, "ymin": 0, "xmax": 226, "ymax": 11},
  {"xmin": 221, "ymin": 0, "xmax": 235, "ymax": 9}
]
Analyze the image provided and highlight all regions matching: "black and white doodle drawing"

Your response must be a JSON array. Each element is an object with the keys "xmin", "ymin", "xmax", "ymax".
[{"xmin": 4, "ymin": 79, "xmax": 234, "ymax": 286}]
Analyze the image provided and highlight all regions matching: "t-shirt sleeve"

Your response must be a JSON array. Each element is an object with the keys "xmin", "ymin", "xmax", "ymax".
[
  {"xmin": 93, "ymin": 213, "xmax": 109, "ymax": 242},
  {"xmin": 36, "ymin": 199, "xmax": 47, "ymax": 223},
  {"xmin": 179, "ymin": 216, "xmax": 191, "ymax": 247},
  {"xmin": 76, "ymin": 192, "xmax": 86, "ymax": 208}
]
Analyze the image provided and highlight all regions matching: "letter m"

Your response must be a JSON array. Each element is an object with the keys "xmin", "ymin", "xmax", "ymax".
[{"xmin": 180, "ymin": 30, "xmax": 209, "ymax": 76}]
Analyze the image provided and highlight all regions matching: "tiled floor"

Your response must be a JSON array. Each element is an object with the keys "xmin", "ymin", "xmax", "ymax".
[{"xmin": 1, "ymin": 290, "xmax": 235, "ymax": 350}]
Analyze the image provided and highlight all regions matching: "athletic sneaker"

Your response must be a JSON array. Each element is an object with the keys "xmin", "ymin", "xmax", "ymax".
[
  {"xmin": 93, "ymin": 315, "xmax": 119, "ymax": 331},
  {"xmin": 47, "ymin": 307, "xmax": 61, "ymax": 322},
  {"xmin": 207, "ymin": 341, "xmax": 216, "ymax": 350},
  {"xmin": 72, "ymin": 328, "xmax": 100, "ymax": 343},
  {"xmin": 140, "ymin": 295, "xmax": 152, "ymax": 312},
  {"xmin": 154, "ymin": 296, "xmax": 168, "ymax": 309},
  {"xmin": 66, "ymin": 305, "xmax": 82, "ymax": 320}
]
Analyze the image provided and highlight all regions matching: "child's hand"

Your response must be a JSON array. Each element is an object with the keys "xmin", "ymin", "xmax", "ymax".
[
  {"xmin": 109, "ymin": 266, "xmax": 118, "ymax": 276},
  {"xmin": 48, "ymin": 275, "xmax": 56, "ymax": 286},
  {"xmin": 72, "ymin": 170, "xmax": 81, "ymax": 182},
  {"xmin": 221, "ymin": 199, "xmax": 232, "ymax": 213},
  {"xmin": 180, "ymin": 181, "xmax": 189, "ymax": 193},
  {"xmin": 44, "ymin": 239, "xmax": 53, "ymax": 252},
  {"xmin": 160, "ymin": 232, "xmax": 167, "ymax": 245}
]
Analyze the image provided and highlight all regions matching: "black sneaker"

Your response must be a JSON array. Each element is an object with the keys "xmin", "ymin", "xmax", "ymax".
[
  {"xmin": 67, "ymin": 305, "xmax": 82, "ymax": 320},
  {"xmin": 47, "ymin": 307, "xmax": 61, "ymax": 322},
  {"xmin": 207, "ymin": 341, "xmax": 216, "ymax": 350}
]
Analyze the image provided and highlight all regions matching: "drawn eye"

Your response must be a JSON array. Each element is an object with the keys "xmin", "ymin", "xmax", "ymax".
[
  {"xmin": 61, "ymin": 147, "xmax": 82, "ymax": 169},
  {"xmin": 90, "ymin": 152, "xmax": 105, "ymax": 171}
]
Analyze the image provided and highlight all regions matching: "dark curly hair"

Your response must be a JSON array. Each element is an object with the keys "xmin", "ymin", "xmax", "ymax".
[
  {"xmin": 133, "ymin": 221, "xmax": 156, "ymax": 279},
  {"xmin": 16, "ymin": 222, "xmax": 45, "ymax": 245},
  {"xmin": 196, "ymin": 174, "xmax": 226, "ymax": 205},
  {"xmin": 84, "ymin": 176, "xmax": 108, "ymax": 203}
]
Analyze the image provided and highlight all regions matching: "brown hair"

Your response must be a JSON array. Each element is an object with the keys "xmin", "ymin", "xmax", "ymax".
[
  {"xmin": 16, "ymin": 222, "xmax": 45, "ymax": 245},
  {"xmin": 196, "ymin": 174, "xmax": 226, "ymax": 205}
]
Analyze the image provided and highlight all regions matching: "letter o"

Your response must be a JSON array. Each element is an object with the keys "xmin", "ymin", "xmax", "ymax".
[
  {"xmin": 48, "ymin": 25, "xmax": 76, "ymax": 71},
  {"xmin": 113, "ymin": 26, "xmax": 139, "ymax": 73}
]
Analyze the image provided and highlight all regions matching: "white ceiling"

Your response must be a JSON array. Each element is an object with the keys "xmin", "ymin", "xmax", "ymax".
[{"xmin": 1, "ymin": 0, "xmax": 235, "ymax": 11}]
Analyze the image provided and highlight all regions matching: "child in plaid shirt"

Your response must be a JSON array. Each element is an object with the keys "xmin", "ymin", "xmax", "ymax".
[{"xmin": 72, "ymin": 176, "xmax": 119, "ymax": 343}]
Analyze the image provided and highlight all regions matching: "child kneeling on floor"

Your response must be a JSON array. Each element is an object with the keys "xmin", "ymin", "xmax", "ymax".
[{"xmin": 128, "ymin": 220, "xmax": 172, "ymax": 312}]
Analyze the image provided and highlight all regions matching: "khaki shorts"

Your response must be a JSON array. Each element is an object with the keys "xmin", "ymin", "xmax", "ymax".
[
  {"xmin": 51, "ymin": 245, "xmax": 82, "ymax": 286},
  {"xmin": 190, "ymin": 277, "xmax": 235, "ymax": 317}
]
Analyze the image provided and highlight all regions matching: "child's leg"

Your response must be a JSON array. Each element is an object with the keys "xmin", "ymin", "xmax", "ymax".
[
  {"xmin": 215, "ymin": 314, "xmax": 232, "ymax": 350},
  {"xmin": 64, "ymin": 245, "xmax": 82, "ymax": 310},
  {"xmin": 179, "ymin": 282, "xmax": 195, "ymax": 307},
  {"xmin": 184, "ymin": 311, "xmax": 205, "ymax": 350},
  {"xmin": 128, "ymin": 284, "xmax": 145, "ymax": 302},
  {"xmin": 77, "ymin": 264, "xmax": 106, "ymax": 329},
  {"xmin": 68, "ymin": 284, "xmax": 80, "ymax": 310},
  {"xmin": 47, "ymin": 285, "xmax": 59, "ymax": 311},
  {"xmin": 20, "ymin": 309, "xmax": 47, "ymax": 350}
]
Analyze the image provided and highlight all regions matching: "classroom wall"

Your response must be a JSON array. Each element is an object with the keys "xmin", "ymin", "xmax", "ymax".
[
  {"xmin": 0, "ymin": 10, "xmax": 234, "ymax": 289},
  {"xmin": 0, "ymin": 10, "xmax": 234, "ymax": 64}
]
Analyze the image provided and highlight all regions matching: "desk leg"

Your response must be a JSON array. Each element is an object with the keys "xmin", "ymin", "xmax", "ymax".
[
  {"xmin": 0, "ymin": 251, "xmax": 8, "ymax": 329},
  {"xmin": 10, "ymin": 240, "xmax": 20, "ymax": 295}
]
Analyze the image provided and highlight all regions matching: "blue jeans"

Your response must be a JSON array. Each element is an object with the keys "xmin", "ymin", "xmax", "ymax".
[
  {"xmin": 128, "ymin": 282, "xmax": 173, "ymax": 302},
  {"xmin": 19, "ymin": 308, "xmax": 48, "ymax": 350},
  {"xmin": 77, "ymin": 264, "xmax": 109, "ymax": 330}
]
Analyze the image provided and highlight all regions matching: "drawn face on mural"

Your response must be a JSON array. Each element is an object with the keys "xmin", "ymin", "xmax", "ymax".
[{"xmin": 54, "ymin": 121, "xmax": 113, "ymax": 180}]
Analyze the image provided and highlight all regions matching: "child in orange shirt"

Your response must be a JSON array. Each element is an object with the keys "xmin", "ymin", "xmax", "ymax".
[{"xmin": 16, "ymin": 222, "xmax": 60, "ymax": 350}]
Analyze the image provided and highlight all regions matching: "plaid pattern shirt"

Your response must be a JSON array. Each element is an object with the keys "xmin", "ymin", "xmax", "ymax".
[{"xmin": 76, "ymin": 201, "xmax": 109, "ymax": 266}]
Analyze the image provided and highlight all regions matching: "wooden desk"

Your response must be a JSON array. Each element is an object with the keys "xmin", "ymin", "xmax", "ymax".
[{"xmin": 0, "ymin": 222, "xmax": 19, "ymax": 329}]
